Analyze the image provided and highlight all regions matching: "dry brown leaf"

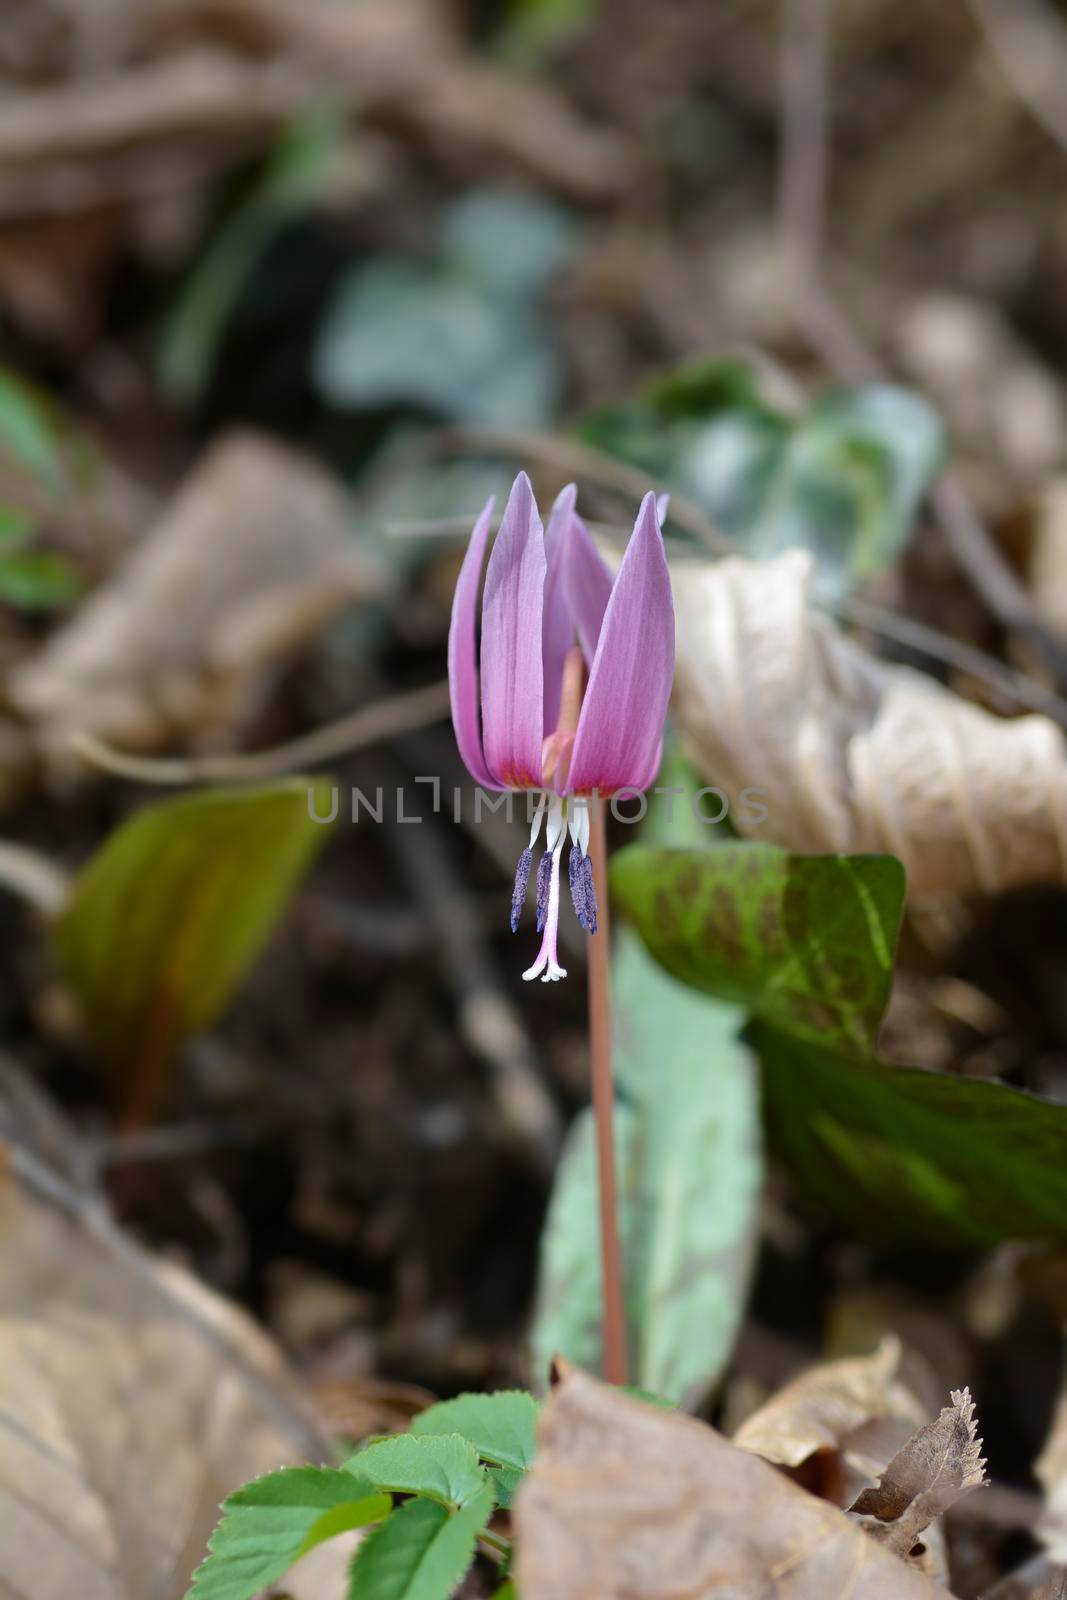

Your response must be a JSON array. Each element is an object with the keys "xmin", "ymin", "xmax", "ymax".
[
  {"xmin": 514, "ymin": 1364, "xmax": 957, "ymax": 1600},
  {"xmin": 1035, "ymin": 1357, "xmax": 1067, "ymax": 1561},
  {"xmin": 850, "ymin": 1388, "xmax": 987, "ymax": 1560},
  {"xmin": 672, "ymin": 549, "xmax": 1067, "ymax": 896},
  {"xmin": 0, "ymin": 0, "xmax": 630, "ymax": 231},
  {"xmin": 0, "ymin": 1143, "xmax": 327, "ymax": 1600},
  {"xmin": 10, "ymin": 429, "xmax": 384, "ymax": 777},
  {"xmin": 732, "ymin": 1336, "xmax": 927, "ymax": 1507}
]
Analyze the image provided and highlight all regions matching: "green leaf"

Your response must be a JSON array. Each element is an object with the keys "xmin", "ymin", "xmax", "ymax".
[
  {"xmin": 161, "ymin": 103, "xmax": 342, "ymax": 404},
  {"xmin": 534, "ymin": 763, "xmax": 762, "ymax": 1407},
  {"xmin": 0, "ymin": 367, "xmax": 63, "ymax": 491},
  {"xmin": 343, "ymin": 1433, "xmax": 488, "ymax": 1510},
  {"xmin": 494, "ymin": 0, "xmax": 596, "ymax": 66},
  {"xmin": 621, "ymin": 1386, "xmax": 678, "ymax": 1409},
  {"xmin": 186, "ymin": 1466, "xmax": 391, "ymax": 1600},
  {"xmin": 54, "ymin": 778, "xmax": 334, "ymax": 1076},
  {"xmin": 758, "ymin": 1022, "xmax": 1067, "ymax": 1247},
  {"xmin": 610, "ymin": 842, "xmax": 906, "ymax": 1052},
  {"xmin": 744, "ymin": 386, "xmax": 944, "ymax": 599},
  {"xmin": 0, "ymin": 505, "xmax": 32, "ymax": 545},
  {"xmin": 314, "ymin": 189, "xmax": 574, "ymax": 428},
  {"xmin": 578, "ymin": 362, "xmax": 943, "ymax": 597},
  {"xmin": 347, "ymin": 1485, "xmax": 493, "ymax": 1600},
  {"xmin": 410, "ymin": 1391, "xmax": 538, "ymax": 1476},
  {"xmin": 532, "ymin": 932, "xmax": 761, "ymax": 1407},
  {"xmin": 440, "ymin": 190, "xmax": 576, "ymax": 297},
  {"xmin": 314, "ymin": 259, "xmax": 559, "ymax": 427},
  {"xmin": 0, "ymin": 549, "xmax": 80, "ymax": 610}
]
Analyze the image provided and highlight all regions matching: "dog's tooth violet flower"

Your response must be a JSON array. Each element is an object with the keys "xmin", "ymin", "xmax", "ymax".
[{"xmin": 448, "ymin": 471, "xmax": 675, "ymax": 983}]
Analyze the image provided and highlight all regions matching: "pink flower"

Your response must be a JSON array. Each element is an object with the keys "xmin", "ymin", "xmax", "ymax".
[{"xmin": 448, "ymin": 472, "xmax": 675, "ymax": 982}]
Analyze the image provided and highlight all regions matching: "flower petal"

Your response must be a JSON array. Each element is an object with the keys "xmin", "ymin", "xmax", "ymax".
[
  {"xmin": 481, "ymin": 472, "xmax": 547, "ymax": 788},
  {"xmin": 563, "ymin": 508, "xmax": 614, "ymax": 666},
  {"xmin": 448, "ymin": 496, "xmax": 501, "ymax": 789},
  {"xmin": 542, "ymin": 483, "xmax": 577, "ymax": 733},
  {"xmin": 565, "ymin": 491, "xmax": 675, "ymax": 796}
]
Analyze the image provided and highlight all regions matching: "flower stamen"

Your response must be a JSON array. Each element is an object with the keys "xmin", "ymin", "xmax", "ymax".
[{"xmin": 524, "ymin": 796, "xmax": 568, "ymax": 982}]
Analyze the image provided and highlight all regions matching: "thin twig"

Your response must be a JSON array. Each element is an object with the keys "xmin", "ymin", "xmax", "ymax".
[
  {"xmin": 587, "ymin": 797, "xmax": 626, "ymax": 1386},
  {"xmin": 69, "ymin": 679, "xmax": 451, "ymax": 785},
  {"xmin": 830, "ymin": 594, "xmax": 1067, "ymax": 724},
  {"xmin": 778, "ymin": 0, "xmax": 1067, "ymax": 686}
]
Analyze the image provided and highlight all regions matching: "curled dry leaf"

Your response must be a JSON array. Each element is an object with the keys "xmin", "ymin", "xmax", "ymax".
[
  {"xmin": 672, "ymin": 549, "xmax": 1067, "ymax": 896},
  {"xmin": 515, "ymin": 1364, "xmax": 955, "ymax": 1600},
  {"xmin": 1035, "ymin": 1358, "xmax": 1067, "ymax": 1562},
  {"xmin": 733, "ymin": 1336, "xmax": 927, "ymax": 1507},
  {"xmin": 849, "ymin": 1387, "xmax": 986, "ymax": 1562},
  {"xmin": 10, "ymin": 430, "xmax": 385, "ymax": 779},
  {"xmin": 0, "ymin": 1143, "xmax": 329, "ymax": 1600}
]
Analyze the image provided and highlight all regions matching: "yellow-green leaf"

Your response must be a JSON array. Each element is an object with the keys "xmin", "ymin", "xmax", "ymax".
[{"xmin": 55, "ymin": 778, "xmax": 334, "ymax": 1077}]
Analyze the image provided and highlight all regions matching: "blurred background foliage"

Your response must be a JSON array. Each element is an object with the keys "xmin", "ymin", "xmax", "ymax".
[{"xmin": 9, "ymin": 2, "xmax": 1067, "ymax": 1592}]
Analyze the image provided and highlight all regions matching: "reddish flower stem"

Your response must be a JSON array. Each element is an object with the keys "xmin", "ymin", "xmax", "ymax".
[{"xmin": 586, "ymin": 795, "xmax": 627, "ymax": 1385}]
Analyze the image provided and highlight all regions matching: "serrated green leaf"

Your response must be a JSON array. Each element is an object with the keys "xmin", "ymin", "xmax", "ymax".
[
  {"xmin": 344, "ymin": 1433, "xmax": 488, "ymax": 1510},
  {"xmin": 410, "ymin": 1391, "xmax": 538, "ymax": 1476},
  {"xmin": 347, "ymin": 1485, "xmax": 493, "ymax": 1600},
  {"xmin": 54, "ymin": 778, "xmax": 334, "ymax": 1079},
  {"xmin": 486, "ymin": 1465, "xmax": 524, "ymax": 1509},
  {"xmin": 758, "ymin": 1021, "xmax": 1067, "ymax": 1246},
  {"xmin": 611, "ymin": 843, "xmax": 905, "ymax": 1052},
  {"xmin": 186, "ymin": 1466, "xmax": 391, "ymax": 1600}
]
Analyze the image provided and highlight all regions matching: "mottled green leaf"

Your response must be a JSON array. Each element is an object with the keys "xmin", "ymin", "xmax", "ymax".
[
  {"xmin": 746, "ymin": 386, "xmax": 944, "ymax": 598},
  {"xmin": 343, "ymin": 1434, "xmax": 488, "ymax": 1510},
  {"xmin": 346, "ymin": 1485, "xmax": 493, "ymax": 1600},
  {"xmin": 55, "ymin": 778, "xmax": 334, "ymax": 1077},
  {"xmin": 315, "ymin": 259, "xmax": 559, "ymax": 427},
  {"xmin": 758, "ymin": 1022, "xmax": 1067, "ymax": 1246},
  {"xmin": 611, "ymin": 843, "xmax": 905, "ymax": 1052},
  {"xmin": 578, "ymin": 361, "xmax": 943, "ymax": 596},
  {"xmin": 187, "ymin": 1466, "xmax": 390, "ymax": 1600}
]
